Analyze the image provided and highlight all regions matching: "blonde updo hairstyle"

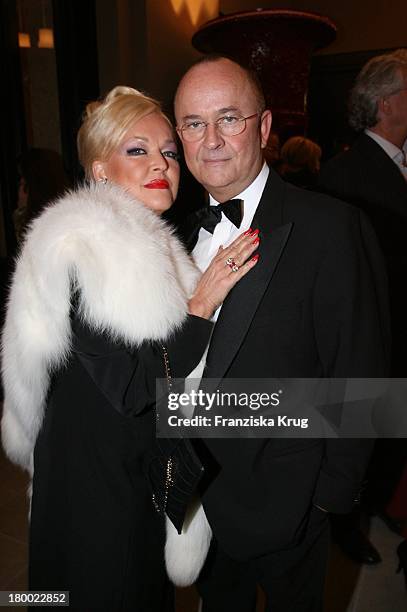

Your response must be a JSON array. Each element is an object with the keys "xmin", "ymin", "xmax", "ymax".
[{"xmin": 77, "ymin": 86, "xmax": 170, "ymax": 180}]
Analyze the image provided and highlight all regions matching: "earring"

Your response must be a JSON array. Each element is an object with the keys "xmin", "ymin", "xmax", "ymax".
[{"xmin": 98, "ymin": 177, "xmax": 108, "ymax": 185}]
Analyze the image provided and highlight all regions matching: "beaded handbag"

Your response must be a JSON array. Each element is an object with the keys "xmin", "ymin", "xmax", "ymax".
[{"xmin": 146, "ymin": 345, "xmax": 205, "ymax": 534}]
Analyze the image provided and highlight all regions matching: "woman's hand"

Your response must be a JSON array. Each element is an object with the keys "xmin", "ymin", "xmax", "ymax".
[{"xmin": 188, "ymin": 229, "xmax": 260, "ymax": 319}]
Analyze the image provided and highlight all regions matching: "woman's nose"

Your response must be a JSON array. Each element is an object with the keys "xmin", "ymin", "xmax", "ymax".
[{"xmin": 151, "ymin": 152, "xmax": 169, "ymax": 171}]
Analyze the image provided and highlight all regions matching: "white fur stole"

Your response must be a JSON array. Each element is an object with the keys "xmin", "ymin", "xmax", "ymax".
[
  {"xmin": 1, "ymin": 182, "xmax": 212, "ymax": 585},
  {"xmin": 1, "ymin": 182, "xmax": 200, "ymax": 471}
]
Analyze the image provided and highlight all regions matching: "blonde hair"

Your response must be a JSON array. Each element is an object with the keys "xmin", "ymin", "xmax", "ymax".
[
  {"xmin": 77, "ymin": 86, "xmax": 170, "ymax": 179},
  {"xmin": 280, "ymin": 136, "xmax": 322, "ymax": 174}
]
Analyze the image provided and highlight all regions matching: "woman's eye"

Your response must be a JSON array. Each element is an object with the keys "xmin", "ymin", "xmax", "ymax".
[
  {"xmin": 126, "ymin": 147, "xmax": 146, "ymax": 156},
  {"xmin": 163, "ymin": 151, "xmax": 180, "ymax": 161}
]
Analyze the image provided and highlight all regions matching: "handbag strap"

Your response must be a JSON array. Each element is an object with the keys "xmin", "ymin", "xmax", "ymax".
[
  {"xmin": 161, "ymin": 344, "xmax": 173, "ymax": 391},
  {"xmin": 151, "ymin": 345, "xmax": 175, "ymax": 514}
]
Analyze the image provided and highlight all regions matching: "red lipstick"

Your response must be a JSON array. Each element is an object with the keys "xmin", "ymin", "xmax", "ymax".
[{"xmin": 144, "ymin": 179, "xmax": 169, "ymax": 189}]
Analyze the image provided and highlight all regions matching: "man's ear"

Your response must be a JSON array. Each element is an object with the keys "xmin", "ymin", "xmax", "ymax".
[
  {"xmin": 92, "ymin": 161, "xmax": 107, "ymax": 182},
  {"xmin": 378, "ymin": 96, "xmax": 391, "ymax": 118},
  {"xmin": 260, "ymin": 110, "xmax": 272, "ymax": 148}
]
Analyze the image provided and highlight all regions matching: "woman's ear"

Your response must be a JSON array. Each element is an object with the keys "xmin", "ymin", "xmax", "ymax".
[{"xmin": 92, "ymin": 161, "xmax": 107, "ymax": 182}]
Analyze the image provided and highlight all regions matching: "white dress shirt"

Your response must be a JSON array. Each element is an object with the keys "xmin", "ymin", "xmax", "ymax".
[
  {"xmin": 186, "ymin": 163, "xmax": 270, "ymax": 389},
  {"xmin": 192, "ymin": 162, "xmax": 270, "ymax": 284},
  {"xmin": 365, "ymin": 130, "xmax": 407, "ymax": 180}
]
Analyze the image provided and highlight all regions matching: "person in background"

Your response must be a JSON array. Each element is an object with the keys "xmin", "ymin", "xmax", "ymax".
[
  {"xmin": 319, "ymin": 48, "xmax": 407, "ymax": 569},
  {"xmin": 262, "ymin": 130, "xmax": 280, "ymax": 167},
  {"xmin": 14, "ymin": 148, "xmax": 71, "ymax": 241},
  {"xmin": 277, "ymin": 135, "xmax": 322, "ymax": 189},
  {"xmin": 386, "ymin": 463, "xmax": 407, "ymax": 585},
  {"xmin": 1, "ymin": 86, "xmax": 259, "ymax": 611}
]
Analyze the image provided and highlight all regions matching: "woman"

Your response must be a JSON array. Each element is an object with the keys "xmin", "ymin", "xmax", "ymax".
[
  {"xmin": 1, "ymin": 87, "xmax": 259, "ymax": 610},
  {"xmin": 277, "ymin": 136, "xmax": 322, "ymax": 190}
]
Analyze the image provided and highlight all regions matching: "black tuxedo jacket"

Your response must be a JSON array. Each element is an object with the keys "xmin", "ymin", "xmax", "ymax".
[
  {"xmin": 319, "ymin": 133, "xmax": 407, "ymax": 374},
  {"xmin": 179, "ymin": 168, "xmax": 390, "ymax": 561},
  {"xmin": 319, "ymin": 133, "xmax": 407, "ymax": 259}
]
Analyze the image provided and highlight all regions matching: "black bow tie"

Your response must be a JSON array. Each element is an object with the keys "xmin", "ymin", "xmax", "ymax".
[{"xmin": 200, "ymin": 199, "xmax": 244, "ymax": 234}]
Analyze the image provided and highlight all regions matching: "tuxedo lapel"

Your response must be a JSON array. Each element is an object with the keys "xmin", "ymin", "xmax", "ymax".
[
  {"xmin": 357, "ymin": 135, "xmax": 407, "ymax": 210},
  {"xmin": 203, "ymin": 171, "xmax": 292, "ymax": 382}
]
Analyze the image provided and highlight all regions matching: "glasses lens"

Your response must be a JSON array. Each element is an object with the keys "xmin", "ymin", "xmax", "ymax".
[
  {"xmin": 217, "ymin": 116, "xmax": 245, "ymax": 137},
  {"xmin": 181, "ymin": 124, "xmax": 205, "ymax": 142},
  {"xmin": 181, "ymin": 115, "xmax": 254, "ymax": 141}
]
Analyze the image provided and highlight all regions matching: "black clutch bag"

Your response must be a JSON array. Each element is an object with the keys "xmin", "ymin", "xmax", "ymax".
[
  {"xmin": 147, "ymin": 436, "xmax": 204, "ymax": 534},
  {"xmin": 146, "ymin": 345, "xmax": 205, "ymax": 534}
]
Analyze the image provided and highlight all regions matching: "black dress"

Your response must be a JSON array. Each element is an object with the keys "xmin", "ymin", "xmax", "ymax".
[{"xmin": 29, "ymin": 314, "xmax": 212, "ymax": 611}]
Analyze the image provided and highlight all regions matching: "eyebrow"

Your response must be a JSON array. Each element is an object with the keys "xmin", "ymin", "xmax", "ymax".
[
  {"xmin": 181, "ymin": 107, "xmax": 241, "ymax": 121},
  {"xmin": 123, "ymin": 136, "xmax": 177, "ymax": 146}
]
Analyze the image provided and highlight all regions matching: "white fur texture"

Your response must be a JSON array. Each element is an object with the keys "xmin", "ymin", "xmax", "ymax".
[
  {"xmin": 165, "ymin": 500, "xmax": 212, "ymax": 586},
  {"xmin": 1, "ymin": 182, "xmax": 200, "ymax": 472}
]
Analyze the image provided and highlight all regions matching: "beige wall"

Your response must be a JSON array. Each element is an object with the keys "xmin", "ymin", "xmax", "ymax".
[
  {"xmin": 96, "ymin": 0, "xmax": 149, "ymax": 95},
  {"xmin": 96, "ymin": 0, "xmax": 406, "ymax": 108},
  {"xmin": 97, "ymin": 0, "xmax": 219, "ymax": 107},
  {"xmin": 145, "ymin": 0, "xmax": 219, "ymax": 108},
  {"xmin": 19, "ymin": 0, "xmax": 61, "ymax": 152}
]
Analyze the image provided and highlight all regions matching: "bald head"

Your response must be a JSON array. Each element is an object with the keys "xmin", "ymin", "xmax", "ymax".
[
  {"xmin": 175, "ymin": 57, "xmax": 272, "ymax": 201},
  {"xmin": 175, "ymin": 57, "xmax": 265, "ymax": 118}
]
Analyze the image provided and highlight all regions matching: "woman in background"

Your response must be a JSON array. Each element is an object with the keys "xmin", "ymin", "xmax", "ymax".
[
  {"xmin": 1, "ymin": 86, "xmax": 260, "ymax": 611},
  {"xmin": 277, "ymin": 135, "xmax": 322, "ymax": 189}
]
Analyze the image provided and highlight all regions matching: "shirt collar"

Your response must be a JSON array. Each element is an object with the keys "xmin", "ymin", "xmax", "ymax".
[
  {"xmin": 365, "ymin": 129, "xmax": 406, "ymax": 162},
  {"xmin": 209, "ymin": 163, "xmax": 270, "ymax": 224}
]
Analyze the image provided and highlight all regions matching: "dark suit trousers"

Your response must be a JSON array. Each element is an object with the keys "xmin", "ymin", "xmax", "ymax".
[{"xmin": 197, "ymin": 507, "xmax": 330, "ymax": 612}]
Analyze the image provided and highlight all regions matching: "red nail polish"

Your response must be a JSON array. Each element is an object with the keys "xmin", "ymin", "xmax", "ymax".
[
  {"xmin": 251, "ymin": 229, "xmax": 260, "ymax": 236},
  {"xmin": 251, "ymin": 254, "xmax": 260, "ymax": 262},
  {"xmin": 244, "ymin": 228, "xmax": 253, "ymax": 235},
  {"xmin": 252, "ymin": 237, "xmax": 260, "ymax": 245}
]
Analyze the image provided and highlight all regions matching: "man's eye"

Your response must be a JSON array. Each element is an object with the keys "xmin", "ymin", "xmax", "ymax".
[
  {"xmin": 218, "ymin": 115, "xmax": 240, "ymax": 125},
  {"xmin": 126, "ymin": 147, "xmax": 146, "ymax": 156},
  {"xmin": 163, "ymin": 151, "xmax": 180, "ymax": 161},
  {"xmin": 185, "ymin": 122, "xmax": 205, "ymax": 130}
]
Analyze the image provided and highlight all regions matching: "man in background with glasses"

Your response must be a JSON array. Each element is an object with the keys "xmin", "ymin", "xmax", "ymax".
[
  {"xmin": 319, "ymin": 49, "xmax": 407, "ymax": 569},
  {"xmin": 174, "ymin": 56, "xmax": 389, "ymax": 612}
]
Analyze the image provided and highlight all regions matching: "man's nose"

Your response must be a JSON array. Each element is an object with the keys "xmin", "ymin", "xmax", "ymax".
[{"xmin": 202, "ymin": 122, "xmax": 224, "ymax": 149}]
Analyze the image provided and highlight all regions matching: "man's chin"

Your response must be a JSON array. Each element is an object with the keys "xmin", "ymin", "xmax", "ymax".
[{"xmin": 200, "ymin": 170, "xmax": 235, "ymax": 191}]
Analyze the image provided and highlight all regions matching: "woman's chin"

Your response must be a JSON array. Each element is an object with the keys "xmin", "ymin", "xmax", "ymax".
[{"xmin": 140, "ymin": 196, "xmax": 174, "ymax": 215}]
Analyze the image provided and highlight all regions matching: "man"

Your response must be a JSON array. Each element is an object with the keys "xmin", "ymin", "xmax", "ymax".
[
  {"xmin": 174, "ymin": 56, "xmax": 389, "ymax": 611},
  {"xmin": 320, "ymin": 48, "xmax": 407, "ymax": 371},
  {"xmin": 319, "ymin": 49, "xmax": 407, "ymax": 565}
]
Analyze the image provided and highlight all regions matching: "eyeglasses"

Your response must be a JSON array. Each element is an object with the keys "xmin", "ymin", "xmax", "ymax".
[{"xmin": 178, "ymin": 113, "xmax": 259, "ymax": 142}]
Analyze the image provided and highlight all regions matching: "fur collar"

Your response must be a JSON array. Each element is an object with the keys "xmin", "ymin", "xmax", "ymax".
[{"xmin": 1, "ymin": 182, "xmax": 200, "ymax": 471}]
